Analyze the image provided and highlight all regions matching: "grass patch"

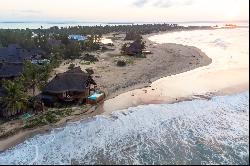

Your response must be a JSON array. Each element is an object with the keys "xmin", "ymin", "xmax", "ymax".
[
  {"xmin": 23, "ymin": 116, "xmax": 48, "ymax": 129},
  {"xmin": 80, "ymin": 104, "xmax": 88, "ymax": 109},
  {"xmin": 79, "ymin": 61, "xmax": 95, "ymax": 65},
  {"xmin": 135, "ymin": 54, "xmax": 146, "ymax": 58},
  {"xmin": 113, "ymin": 56, "xmax": 135, "ymax": 65},
  {"xmin": 125, "ymin": 58, "xmax": 135, "ymax": 65},
  {"xmin": 24, "ymin": 108, "xmax": 74, "ymax": 129}
]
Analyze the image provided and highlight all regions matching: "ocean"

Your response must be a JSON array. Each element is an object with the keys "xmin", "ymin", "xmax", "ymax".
[
  {"xmin": 0, "ymin": 25, "xmax": 249, "ymax": 165},
  {"xmin": 0, "ymin": 91, "xmax": 248, "ymax": 165},
  {"xmin": 0, "ymin": 21, "xmax": 248, "ymax": 29}
]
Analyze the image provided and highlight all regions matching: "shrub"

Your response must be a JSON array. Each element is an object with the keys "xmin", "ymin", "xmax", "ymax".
[
  {"xmin": 124, "ymin": 31, "xmax": 141, "ymax": 41},
  {"xmin": 117, "ymin": 60, "xmax": 126, "ymax": 67},
  {"xmin": 45, "ymin": 112, "xmax": 58, "ymax": 123},
  {"xmin": 135, "ymin": 53, "xmax": 146, "ymax": 58},
  {"xmin": 82, "ymin": 54, "xmax": 99, "ymax": 62}
]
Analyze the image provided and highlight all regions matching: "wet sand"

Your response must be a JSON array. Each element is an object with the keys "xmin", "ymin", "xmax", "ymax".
[
  {"xmin": 0, "ymin": 105, "xmax": 103, "ymax": 153},
  {"xmin": 1, "ymin": 28, "xmax": 248, "ymax": 153},
  {"xmin": 0, "ymin": 32, "xmax": 212, "ymax": 152}
]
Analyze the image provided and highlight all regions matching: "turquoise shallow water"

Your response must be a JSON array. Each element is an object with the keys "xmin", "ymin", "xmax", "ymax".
[{"xmin": 0, "ymin": 91, "xmax": 248, "ymax": 165}]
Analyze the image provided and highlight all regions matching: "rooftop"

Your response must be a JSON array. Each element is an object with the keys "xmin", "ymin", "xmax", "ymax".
[
  {"xmin": 43, "ymin": 67, "xmax": 96, "ymax": 94},
  {"xmin": 0, "ymin": 44, "xmax": 43, "ymax": 63},
  {"xmin": 0, "ymin": 63, "xmax": 24, "ymax": 78}
]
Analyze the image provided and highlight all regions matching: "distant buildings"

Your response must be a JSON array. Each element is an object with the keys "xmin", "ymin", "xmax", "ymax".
[
  {"xmin": 0, "ymin": 44, "xmax": 49, "ymax": 80},
  {"xmin": 68, "ymin": 35, "xmax": 87, "ymax": 41},
  {"xmin": 0, "ymin": 63, "xmax": 24, "ymax": 80},
  {"xmin": 122, "ymin": 40, "xmax": 144, "ymax": 56},
  {"xmin": 0, "ymin": 44, "xmax": 32, "ymax": 63},
  {"xmin": 0, "ymin": 44, "xmax": 45, "ymax": 63}
]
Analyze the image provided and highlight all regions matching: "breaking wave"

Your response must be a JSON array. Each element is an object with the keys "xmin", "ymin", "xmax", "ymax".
[{"xmin": 0, "ymin": 91, "xmax": 249, "ymax": 165}]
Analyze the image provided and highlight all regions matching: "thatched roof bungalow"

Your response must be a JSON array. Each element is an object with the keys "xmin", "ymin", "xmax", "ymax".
[
  {"xmin": 41, "ymin": 67, "xmax": 96, "ymax": 106},
  {"xmin": 0, "ymin": 44, "xmax": 45, "ymax": 63},
  {"xmin": 0, "ymin": 44, "xmax": 31, "ymax": 63},
  {"xmin": 123, "ymin": 39, "xmax": 144, "ymax": 56},
  {"xmin": 0, "ymin": 63, "xmax": 24, "ymax": 80},
  {"xmin": 0, "ymin": 87, "xmax": 6, "ymax": 98}
]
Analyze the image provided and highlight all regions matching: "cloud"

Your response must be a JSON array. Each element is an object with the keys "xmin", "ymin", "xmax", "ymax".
[
  {"xmin": 133, "ymin": 0, "xmax": 149, "ymax": 7},
  {"xmin": 133, "ymin": 0, "xmax": 195, "ymax": 8}
]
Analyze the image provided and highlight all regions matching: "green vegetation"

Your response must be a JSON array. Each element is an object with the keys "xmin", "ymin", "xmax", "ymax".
[
  {"xmin": 24, "ymin": 108, "xmax": 73, "ymax": 129},
  {"xmin": 121, "ymin": 36, "xmax": 146, "ymax": 56},
  {"xmin": 125, "ymin": 57, "xmax": 135, "ymax": 64},
  {"xmin": 113, "ymin": 56, "xmax": 135, "ymax": 66},
  {"xmin": 22, "ymin": 61, "xmax": 49, "ymax": 94},
  {"xmin": 81, "ymin": 35, "xmax": 102, "ymax": 51},
  {"xmin": 0, "ymin": 23, "xmax": 212, "ymax": 120},
  {"xmin": 80, "ymin": 61, "xmax": 91, "ymax": 65},
  {"xmin": 0, "ymin": 78, "xmax": 29, "ymax": 117},
  {"xmin": 0, "ymin": 61, "xmax": 55, "ymax": 118},
  {"xmin": 0, "ymin": 29, "xmax": 36, "ymax": 50},
  {"xmin": 124, "ymin": 31, "xmax": 141, "ymax": 40}
]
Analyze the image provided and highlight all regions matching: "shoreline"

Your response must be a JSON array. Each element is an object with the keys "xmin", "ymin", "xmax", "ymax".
[
  {"xmin": 0, "ymin": 105, "xmax": 104, "ymax": 153},
  {"xmin": 101, "ymin": 28, "xmax": 249, "ymax": 113},
  {"xmin": 0, "ymin": 30, "xmax": 212, "ymax": 152},
  {"xmin": 0, "ymin": 28, "xmax": 248, "ymax": 153},
  {"xmin": 1, "ymin": 83, "xmax": 248, "ymax": 153}
]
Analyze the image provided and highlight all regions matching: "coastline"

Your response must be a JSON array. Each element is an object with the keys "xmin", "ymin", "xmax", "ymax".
[
  {"xmin": 0, "ymin": 28, "xmax": 248, "ymax": 153},
  {"xmin": 101, "ymin": 28, "xmax": 249, "ymax": 113},
  {"xmin": 0, "ymin": 105, "xmax": 104, "ymax": 153},
  {"xmin": 0, "ymin": 30, "xmax": 212, "ymax": 152}
]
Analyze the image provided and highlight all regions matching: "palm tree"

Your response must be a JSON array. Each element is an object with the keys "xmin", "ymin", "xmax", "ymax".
[
  {"xmin": 37, "ymin": 64, "xmax": 51, "ymax": 90},
  {"xmin": 0, "ymin": 79, "xmax": 29, "ymax": 117},
  {"xmin": 23, "ymin": 61, "xmax": 40, "ymax": 95},
  {"xmin": 97, "ymin": 34, "xmax": 102, "ymax": 43}
]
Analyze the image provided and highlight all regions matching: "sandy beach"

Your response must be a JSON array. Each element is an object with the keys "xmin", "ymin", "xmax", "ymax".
[
  {"xmin": 53, "ymin": 33, "xmax": 212, "ymax": 99},
  {"xmin": 101, "ymin": 28, "xmax": 249, "ymax": 114},
  {"xmin": 0, "ymin": 28, "xmax": 248, "ymax": 153},
  {"xmin": 0, "ymin": 31, "xmax": 212, "ymax": 152}
]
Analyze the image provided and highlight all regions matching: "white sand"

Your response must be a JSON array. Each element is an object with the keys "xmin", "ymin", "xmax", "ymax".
[{"xmin": 102, "ymin": 28, "xmax": 249, "ymax": 114}]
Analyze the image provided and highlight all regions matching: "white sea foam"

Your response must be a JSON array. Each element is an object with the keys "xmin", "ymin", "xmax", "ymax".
[
  {"xmin": 0, "ymin": 91, "xmax": 248, "ymax": 165},
  {"xmin": 0, "ymin": 27, "xmax": 249, "ymax": 165}
]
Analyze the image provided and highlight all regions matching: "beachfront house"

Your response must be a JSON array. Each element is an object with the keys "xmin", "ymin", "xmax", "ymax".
[
  {"xmin": 41, "ymin": 67, "xmax": 96, "ymax": 106},
  {"xmin": 122, "ymin": 40, "xmax": 144, "ymax": 56},
  {"xmin": 0, "ymin": 63, "xmax": 24, "ymax": 80},
  {"xmin": 0, "ymin": 44, "xmax": 49, "ymax": 79},
  {"xmin": 0, "ymin": 44, "xmax": 32, "ymax": 63},
  {"xmin": 68, "ymin": 35, "xmax": 87, "ymax": 41},
  {"xmin": 0, "ymin": 44, "xmax": 47, "ymax": 63}
]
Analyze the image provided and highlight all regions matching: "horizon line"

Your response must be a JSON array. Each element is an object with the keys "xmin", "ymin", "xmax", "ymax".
[{"xmin": 0, "ymin": 20, "xmax": 249, "ymax": 24}]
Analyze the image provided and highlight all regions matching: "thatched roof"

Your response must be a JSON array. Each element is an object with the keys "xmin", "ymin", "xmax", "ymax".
[
  {"xmin": 0, "ymin": 44, "xmax": 33, "ymax": 63},
  {"xmin": 43, "ymin": 67, "xmax": 96, "ymax": 94},
  {"xmin": 0, "ymin": 87, "xmax": 6, "ymax": 98},
  {"xmin": 124, "ymin": 40, "xmax": 143, "ymax": 55},
  {"xmin": 0, "ymin": 63, "xmax": 24, "ymax": 78}
]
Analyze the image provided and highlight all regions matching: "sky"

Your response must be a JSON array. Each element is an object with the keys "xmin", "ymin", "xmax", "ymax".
[{"xmin": 0, "ymin": 0, "xmax": 248, "ymax": 22}]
